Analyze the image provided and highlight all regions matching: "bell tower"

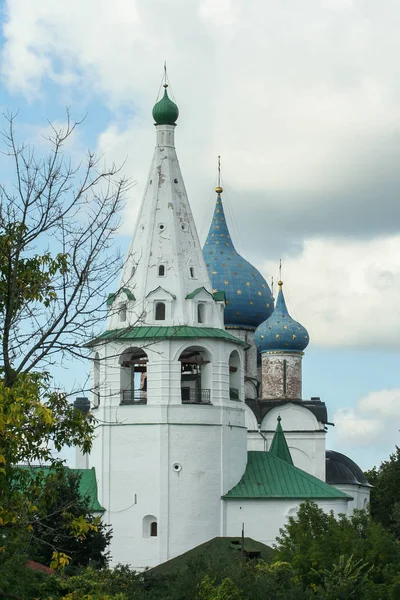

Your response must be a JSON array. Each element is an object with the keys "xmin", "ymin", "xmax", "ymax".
[{"xmin": 87, "ymin": 76, "xmax": 247, "ymax": 569}]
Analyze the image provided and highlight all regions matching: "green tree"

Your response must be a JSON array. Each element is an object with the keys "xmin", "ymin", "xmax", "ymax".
[
  {"xmin": 365, "ymin": 446, "xmax": 400, "ymax": 539},
  {"xmin": 0, "ymin": 111, "xmax": 127, "ymax": 567},
  {"xmin": 0, "ymin": 111, "xmax": 128, "ymax": 388},
  {"xmin": 28, "ymin": 469, "xmax": 112, "ymax": 569},
  {"xmin": 275, "ymin": 501, "xmax": 400, "ymax": 598}
]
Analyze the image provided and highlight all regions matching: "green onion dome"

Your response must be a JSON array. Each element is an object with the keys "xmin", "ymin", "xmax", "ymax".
[{"xmin": 152, "ymin": 86, "xmax": 179, "ymax": 125}]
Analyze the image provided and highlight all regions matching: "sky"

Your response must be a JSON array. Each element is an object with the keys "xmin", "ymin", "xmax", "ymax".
[{"xmin": 1, "ymin": 0, "xmax": 399, "ymax": 470}]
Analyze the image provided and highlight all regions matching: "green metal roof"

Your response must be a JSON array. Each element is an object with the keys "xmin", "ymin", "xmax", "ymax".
[
  {"xmin": 185, "ymin": 287, "xmax": 212, "ymax": 299},
  {"xmin": 224, "ymin": 451, "xmax": 350, "ymax": 500},
  {"xmin": 269, "ymin": 416, "xmax": 293, "ymax": 465},
  {"xmin": 73, "ymin": 467, "xmax": 105, "ymax": 512},
  {"xmin": 17, "ymin": 466, "xmax": 105, "ymax": 512},
  {"xmin": 185, "ymin": 288, "xmax": 226, "ymax": 303},
  {"xmin": 107, "ymin": 288, "xmax": 136, "ymax": 306},
  {"xmin": 89, "ymin": 326, "xmax": 245, "ymax": 346}
]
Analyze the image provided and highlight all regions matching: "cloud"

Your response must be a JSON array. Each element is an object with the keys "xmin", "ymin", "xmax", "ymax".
[
  {"xmin": 2, "ymin": 1, "xmax": 400, "ymax": 352},
  {"xmin": 332, "ymin": 388, "xmax": 400, "ymax": 452},
  {"xmin": 3, "ymin": 0, "xmax": 400, "ymax": 244},
  {"xmin": 259, "ymin": 235, "xmax": 400, "ymax": 349}
]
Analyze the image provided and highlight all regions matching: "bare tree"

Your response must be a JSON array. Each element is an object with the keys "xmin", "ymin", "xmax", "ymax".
[{"xmin": 0, "ymin": 111, "xmax": 130, "ymax": 387}]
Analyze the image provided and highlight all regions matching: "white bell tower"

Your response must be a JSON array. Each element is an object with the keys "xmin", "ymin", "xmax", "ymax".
[{"xmin": 88, "ymin": 79, "xmax": 247, "ymax": 569}]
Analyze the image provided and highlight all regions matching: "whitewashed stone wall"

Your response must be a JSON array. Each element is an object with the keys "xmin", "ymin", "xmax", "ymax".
[{"xmin": 261, "ymin": 352, "xmax": 303, "ymax": 400}]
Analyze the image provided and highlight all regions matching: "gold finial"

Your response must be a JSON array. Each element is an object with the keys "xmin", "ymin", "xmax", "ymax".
[
  {"xmin": 215, "ymin": 155, "xmax": 223, "ymax": 195},
  {"xmin": 278, "ymin": 259, "xmax": 283, "ymax": 287}
]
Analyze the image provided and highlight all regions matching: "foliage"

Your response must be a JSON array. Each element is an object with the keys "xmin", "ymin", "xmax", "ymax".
[
  {"xmin": 0, "ymin": 373, "xmax": 95, "ymax": 565},
  {"xmin": 312, "ymin": 554, "xmax": 371, "ymax": 599},
  {"xmin": 365, "ymin": 445, "xmax": 400, "ymax": 540},
  {"xmin": 27, "ymin": 469, "xmax": 112, "ymax": 570},
  {"xmin": 0, "ymin": 111, "xmax": 128, "ymax": 387},
  {"xmin": 275, "ymin": 501, "xmax": 400, "ymax": 599}
]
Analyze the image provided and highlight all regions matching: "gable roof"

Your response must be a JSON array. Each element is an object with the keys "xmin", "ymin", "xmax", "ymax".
[
  {"xmin": 224, "ymin": 451, "xmax": 350, "ymax": 500},
  {"xmin": 185, "ymin": 287, "xmax": 213, "ymax": 299},
  {"xmin": 147, "ymin": 537, "xmax": 274, "ymax": 575},
  {"xmin": 269, "ymin": 416, "xmax": 293, "ymax": 465},
  {"xmin": 107, "ymin": 288, "xmax": 136, "ymax": 306}
]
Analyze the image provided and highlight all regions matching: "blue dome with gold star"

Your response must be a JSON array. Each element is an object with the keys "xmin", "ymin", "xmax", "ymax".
[
  {"xmin": 203, "ymin": 194, "xmax": 273, "ymax": 329},
  {"xmin": 254, "ymin": 282, "xmax": 309, "ymax": 352}
]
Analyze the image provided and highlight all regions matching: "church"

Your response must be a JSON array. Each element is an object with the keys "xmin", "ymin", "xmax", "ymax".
[{"xmin": 75, "ymin": 80, "xmax": 370, "ymax": 570}]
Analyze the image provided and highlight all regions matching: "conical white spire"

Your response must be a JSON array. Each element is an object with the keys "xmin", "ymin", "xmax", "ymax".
[{"xmin": 108, "ymin": 92, "xmax": 223, "ymax": 330}]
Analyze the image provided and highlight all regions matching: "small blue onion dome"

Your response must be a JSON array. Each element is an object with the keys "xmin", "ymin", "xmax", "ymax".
[
  {"xmin": 203, "ymin": 193, "xmax": 273, "ymax": 329},
  {"xmin": 152, "ymin": 85, "xmax": 179, "ymax": 125},
  {"xmin": 254, "ymin": 281, "xmax": 309, "ymax": 353}
]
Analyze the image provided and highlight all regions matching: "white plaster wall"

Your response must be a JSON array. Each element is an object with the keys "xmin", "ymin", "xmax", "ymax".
[
  {"xmin": 226, "ymin": 329, "xmax": 259, "ymax": 391},
  {"xmin": 225, "ymin": 498, "xmax": 350, "ymax": 546},
  {"xmin": 333, "ymin": 484, "xmax": 371, "ymax": 513},
  {"xmin": 88, "ymin": 337, "xmax": 247, "ymax": 569},
  {"xmin": 260, "ymin": 404, "xmax": 326, "ymax": 480},
  {"xmin": 107, "ymin": 124, "xmax": 223, "ymax": 331}
]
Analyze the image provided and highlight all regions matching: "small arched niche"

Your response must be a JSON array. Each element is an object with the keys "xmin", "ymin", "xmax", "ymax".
[
  {"xmin": 119, "ymin": 302, "xmax": 127, "ymax": 322},
  {"xmin": 93, "ymin": 352, "xmax": 100, "ymax": 407},
  {"xmin": 119, "ymin": 348, "xmax": 148, "ymax": 404},
  {"xmin": 155, "ymin": 302, "xmax": 166, "ymax": 321},
  {"xmin": 179, "ymin": 346, "xmax": 212, "ymax": 405},
  {"xmin": 197, "ymin": 303, "xmax": 206, "ymax": 323},
  {"xmin": 229, "ymin": 350, "xmax": 241, "ymax": 401},
  {"xmin": 142, "ymin": 515, "xmax": 157, "ymax": 538}
]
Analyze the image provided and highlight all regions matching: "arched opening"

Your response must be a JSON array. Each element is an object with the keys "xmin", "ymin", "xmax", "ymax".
[
  {"xmin": 189, "ymin": 266, "xmax": 196, "ymax": 278},
  {"xmin": 142, "ymin": 515, "xmax": 157, "ymax": 538},
  {"xmin": 119, "ymin": 302, "xmax": 127, "ymax": 322},
  {"xmin": 155, "ymin": 302, "xmax": 166, "ymax": 320},
  {"xmin": 119, "ymin": 348, "xmax": 148, "ymax": 404},
  {"xmin": 93, "ymin": 352, "xmax": 100, "ymax": 407},
  {"xmin": 158, "ymin": 264, "xmax": 165, "ymax": 277},
  {"xmin": 197, "ymin": 303, "xmax": 205, "ymax": 323},
  {"xmin": 179, "ymin": 346, "xmax": 212, "ymax": 404},
  {"xmin": 229, "ymin": 350, "xmax": 241, "ymax": 401}
]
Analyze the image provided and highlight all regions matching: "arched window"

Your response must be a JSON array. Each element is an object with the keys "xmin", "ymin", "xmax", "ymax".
[
  {"xmin": 197, "ymin": 303, "xmax": 205, "ymax": 323},
  {"xmin": 131, "ymin": 265, "xmax": 136, "ymax": 277},
  {"xmin": 94, "ymin": 353, "xmax": 100, "ymax": 407},
  {"xmin": 180, "ymin": 346, "xmax": 212, "ymax": 405},
  {"xmin": 155, "ymin": 302, "xmax": 166, "ymax": 320},
  {"xmin": 158, "ymin": 264, "xmax": 165, "ymax": 277},
  {"xmin": 189, "ymin": 266, "xmax": 196, "ymax": 278},
  {"xmin": 120, "ymin": 348, "xmax": 148, "ymax": 404},
  {"xmin": 142, "ymin": 515, "xmax": 157, "ymax": 538},
  {"xmin": 119, "ymin": 303, "xmax": 127, "ymax": 322},
  {"xmin": 229, "ymin": 350, "xmax": 241, "ymax": 401}
]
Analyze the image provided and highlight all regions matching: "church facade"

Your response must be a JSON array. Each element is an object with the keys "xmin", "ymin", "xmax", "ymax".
[{"xmin": 78, "ymin": 82, "xmax": 370, "ymax": 569}]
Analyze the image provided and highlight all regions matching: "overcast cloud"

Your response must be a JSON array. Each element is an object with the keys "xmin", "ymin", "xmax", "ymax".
[{"xmin": 1, "ymin": 0, "xmax": 400, "ymax": 351}]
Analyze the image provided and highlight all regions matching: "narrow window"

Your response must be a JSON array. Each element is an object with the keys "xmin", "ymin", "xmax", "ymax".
[
  {"xmin": 198, "ymin": 303, "xmax": 205, "ymax": 323},
  {"xmin": 158, "ymin": 264, "xmax": 165, "ymax": 276},
  {"xmin": 150, "ymin": 521, "xmax": 158, "ymax": 537},
  {"xmin": 119, "ymin": 303, "xmax": 127, "ymax": 322},
  {"xmin": 131, "ymin": 265, "xmax": 136, "ymax": 277},
  {"xmin": 283, "ymin": 359, "xmax": 287, "ymax": 395},
  {"xmin": 155, "ymin": 302, "xmax": 166, "ymax": 321},
  {"xmin": 189, "ymin": 266, "xmax": 195, "ymax": 278}
]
